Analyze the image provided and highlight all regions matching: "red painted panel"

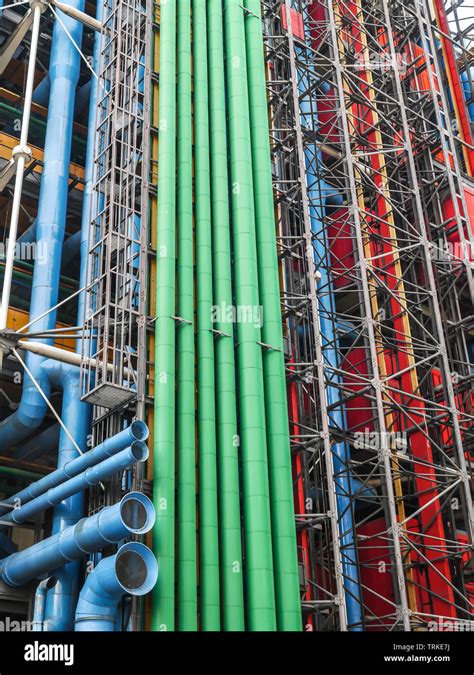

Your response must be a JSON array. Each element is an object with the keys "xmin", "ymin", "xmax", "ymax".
[{"xmin": 281, "ymin": 6, "xmax": 305, "ymax": 41}]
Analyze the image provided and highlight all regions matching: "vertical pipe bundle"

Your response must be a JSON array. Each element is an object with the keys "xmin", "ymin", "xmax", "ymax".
[
  {"xmin": 243, "ymin": 0, "xmax": 302, "ymax": 631},
  {"xmin": 176, "ymin": 0, "xmax": 197, "ymax": 632},
  {"xmin": 208, "ymin": 0, "xmax": 245, "ymax": 631},
  {"xmin": 152, "ymin": 0, "xmax": 177, "ymax": 632},
  {"xmin": 152, "ymin": 0, "xmax": 302, "ymax": 632},
  {"xmin": 193, "ymin": 0, "xmax": 221, "ymax": 631},
  {"xmin": 223, "ymin": 0, "xmax": 277, "ymax": 631}
]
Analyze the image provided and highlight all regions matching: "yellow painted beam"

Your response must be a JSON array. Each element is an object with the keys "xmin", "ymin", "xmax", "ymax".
[
  {"xmin": 0, "ymin": 132, "xmax": 85, "ymax": 188},
  {"xmin": 6, "ymin": 307, "xmax": 75, "ymax": 352}
]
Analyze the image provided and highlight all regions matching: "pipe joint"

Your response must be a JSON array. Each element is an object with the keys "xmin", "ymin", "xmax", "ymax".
[
  {"xmin": 12, "ymin": 144, "xmax": 32, "ymax": 163},
  {"xmin": 74, "ymin": 543, "xmax": 158, "ymax": 631},
  {"xmin": 29, "ymin": 0, "xmax": 48, "ymax": 13},
  {"xmin": 42, "ymin": 358, "xmax": 79, "ymax": 387},
  {"xmin": 0, "ymin": 493, "xmax": 155, "ymax": 587}
]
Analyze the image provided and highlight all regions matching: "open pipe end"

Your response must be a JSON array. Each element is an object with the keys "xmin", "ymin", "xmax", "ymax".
[
  {"xmin": 114, "ymin": 542, "xmax": 158, "ymax": 597},
  {"xmin": 119, "ymin": 491, "xmax": 155, "ymax": 535},
  {"xmin": 130, "ymin": 440, "xmax": 149, "ymax": 463},
  {"xmin": 129, "ymin": 420, "xmax": 149, "ymax": 442}
]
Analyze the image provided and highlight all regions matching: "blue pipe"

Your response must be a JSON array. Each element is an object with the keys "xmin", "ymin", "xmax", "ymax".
[
  {"xmin": 0, "ymin": 492, "xmax": 155, "ymax": 587},
  {"xmin": 77, "ymin": 0, "xmax": 103, "ymax": 353},
  {"xmin": 461, "ymin": 67, "xmax": 474, "ymax": 122},
  {"xmin": 17, "ymin": 220, "xmax": 36, "ymax": 245},
  {"xmin": 76, "ymin": 80, "xmax": 92, "ymax": 116},
  {"xmin": 74, "ymin": 543, "xmax": 158, "ymax": 631},
  {"xmin": 32, "ymin": 75, "xmax": 50, "ymax": 107},
  {"xmin": 39, "ymin": 361, "xmax": 90, "ymax": 630},
  {"xmin": 294, "ymin": 4, "xmax": 363, "ymax": 629},
  {"xmin": 0, "ymin": 0, "xmax": 86, "ymax": 448},
  {"xmin": 2, "ymin": 443, "xmax": 148, "ymax": 525},
  {"xmin": 42, "ymin": 0, "xmax": 104, "ymax": 630},
  {"xmin": 0, "ymin": 533, "xmax": 16, "ymax": 557},
  {"xmin": 19, "ymin": 78, "xmax": 90, "ymax": 140},
  {"xmin": 14, "ymin": 423, "xmax": 60, "ymax": 461},
  {"xmin": 61, "ymin": 230, "xmax": 82, "ymax": 266},
  {"xmin": 2, "ymin": 422, "xmax": 148, "ymax": 512},
  {"xmin": 32, "ymin": 578, "xmax": 54, "ymax": 631}
]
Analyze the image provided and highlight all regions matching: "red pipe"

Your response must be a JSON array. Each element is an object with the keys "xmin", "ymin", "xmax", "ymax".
[
  {"xmin": 433, "ymin": 0, "xmax": 474, "ymax": 176},
  {"xmin": 339, "ymin": 0, "xmax": 456, "ymax": 619},
  {"xmin": 289, "ymin": 360, "xmax": 313, "ymax": 629}
]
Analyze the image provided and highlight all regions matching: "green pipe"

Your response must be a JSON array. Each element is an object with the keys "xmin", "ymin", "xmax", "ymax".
[
  {"xmin": 0, "ymin": 293, "xmax": 30, "ymax": 313},
  {"xmin": 0, "ymin": 102, "xmax": 87, "ymax": 150},
  {"xmin": 223, "ymin": 0, "xmax": 277, "ymax": 631},
  {"xmin": 0, "ymin": 466, "xmax": 44, "ymax": 481},
  {"xmin": 0, "ymin": 260, "xmax": 78, "ymax": 290},
  {"xmin": 207, "ymin": 0, "xmax": 245, "ymax": 631},
  {"xmin": 243, "ymin": 1, "xmax": 302, "ymax": 631},
  {"xmin": 193, "ymin": 0, "xmax": 221, "ymax": 631},
  {"xmin": 176, "ymin": 0, "xmax": 197, "ymax": 632},
  {"xmin": 0, "ymin": 281, "xmax": 75, "ymax": 318},
  {"xmin": 152, "ymin": 0, "xmax": 177, "ymax": 632}
]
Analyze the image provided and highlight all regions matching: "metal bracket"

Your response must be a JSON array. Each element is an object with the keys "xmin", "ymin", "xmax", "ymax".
[
  {"xmin": 170, "ymin": 315, "xmax": 192, "ymax": 326},
  {"xmin": 257, "ymin": 340, "xmax": 282, "ymax": 353},
  {"xmin": 0, "ymin": 329, "xmax": 21, "ymax": 374},
  {"xmin": 210, "ymin": 329, "xmax": 231, "ymax": 339}
]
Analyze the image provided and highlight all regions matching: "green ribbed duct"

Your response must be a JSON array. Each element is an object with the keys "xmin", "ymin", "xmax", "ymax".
[
  {"xmin": 223, "ymin": 0, "xmax": 277, "ymax": 631},
  {"xmin": 243, "ymin": 1, "xmax": 302, "ymax": 631},
  {"xmin": 152, "ymin": 0, "xmax": 177, "ymax": 632},
  {"xmin": 177, "ymin": 0, "xmax": 197, "ymax": 631},
  {"xmin": 194, "ymin": 0, "xmax": 221, "ymax": 631},
  {"xmin": 207, "ymin": 0, "xmax": 245, "ymax": 631}
]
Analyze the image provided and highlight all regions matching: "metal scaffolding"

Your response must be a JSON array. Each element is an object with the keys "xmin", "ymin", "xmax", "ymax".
[
  {"xmin": 78, "ymin": 0, "xmax": 153, "ymax": 632},
  {"xmin": 0, "ymin": 0, "xmax": 472, "ymax": 634},
  {"xmin": 263, "ymin": 0, "xmax": 474, "ymax": 631},
  {"xmin": 81, "ymin": 0, "xmax": 151, "ymax": 446}
]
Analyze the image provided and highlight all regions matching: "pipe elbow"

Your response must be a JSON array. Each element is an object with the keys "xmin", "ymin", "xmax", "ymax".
[
  {"xmin": 74, "ymin": 543, "xmax": 158, "ymax": 631},
  {"xmin": 0, "ymin": 381, "xmax": 49, "ymax": 447},
  {"xmin": 41, "ymin": 359, "xmax": 79, "ymax": 387}
]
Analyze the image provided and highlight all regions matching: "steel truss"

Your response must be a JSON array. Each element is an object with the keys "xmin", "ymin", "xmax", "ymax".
[
  {"xmin": 437, "ymin": 0, "xmax": 474, "ymax": 172},
  {"xmin": 79, "ymin": 0, "xmax": 152, "ymax": 629},
  {"xmin": 263, "ymin": 0, "xmax": 474, "ymax": 631},
  {"xmin": 81, "ymin": 0, "xmax": 151, "ymax": 447}
]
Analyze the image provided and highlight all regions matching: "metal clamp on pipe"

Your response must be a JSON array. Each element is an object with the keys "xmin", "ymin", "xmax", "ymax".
[
  {"xmin": 0, "ymin": 146, "xmax": 33, "ymax": 192},
  {"xmin": 0, "ymin": 329, "xmax": 19, "ymax": 373}
]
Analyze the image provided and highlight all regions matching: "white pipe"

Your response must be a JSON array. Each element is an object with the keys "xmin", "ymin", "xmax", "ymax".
[
  {"xmin": 50, "ymin": 0, "xmax": 102, "ymax": 31},
  {"xmin": 0, "ymin": 2, "xmax": 43, "ymax": 330},
  {"xmin": 12, "ymin": 347, "xmax": 83, "ymax": 455},
  {"xmin": 18, "ymin": 340, "xmax": 84, "ymax": 367},
  {"xmin": 17, "ymin": 339, "xmax": 134, "ymax": 379}
]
